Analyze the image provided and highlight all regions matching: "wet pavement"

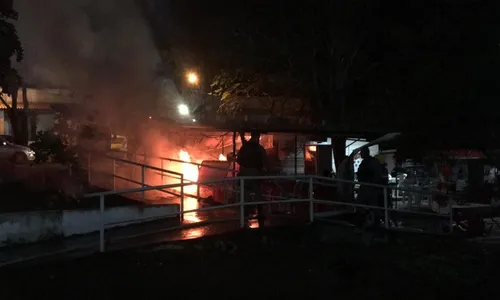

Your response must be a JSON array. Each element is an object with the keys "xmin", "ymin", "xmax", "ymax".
[{"xmin": 0, "ymin": 206, "xmax": 302, "ymax": 267}]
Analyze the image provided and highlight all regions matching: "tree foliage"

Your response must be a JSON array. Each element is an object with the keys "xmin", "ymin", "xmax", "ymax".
[
  {"xmin": 145, "ymin": 0, "xmax": 500, "ymax": 155},
  {"xmin": 29, "ymin": 130, "xmax": 78, "ymax": 165},
  {"xmin": 0, "ymin": 1, "xmax": 23, "ymax": 84},
  {"xmin": 0, "ymin": 1, "xmax": 25, "ymax": 144}
]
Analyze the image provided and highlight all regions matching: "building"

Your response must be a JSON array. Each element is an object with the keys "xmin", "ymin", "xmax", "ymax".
[{"xmin": 0, "ymin": 87, "xmax": 79, "ymax": 140}]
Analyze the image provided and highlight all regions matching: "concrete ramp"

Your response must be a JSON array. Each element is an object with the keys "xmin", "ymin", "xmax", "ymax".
[{"xmin": 0, "ymin": 204, "xmax": 180, "ymax": 247}]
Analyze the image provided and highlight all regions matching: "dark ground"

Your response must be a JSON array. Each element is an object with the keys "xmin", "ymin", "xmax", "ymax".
[
  {"xmin": 0, "ymin": 159, "xmax": 139, "ymax": 212},
  {"xmin": 0, "ymin": 180, "xmax": 139, "ymax": 212},
  {"xmin": 1, "ymin": 224, "xmax": 499, "ymax": 299}
]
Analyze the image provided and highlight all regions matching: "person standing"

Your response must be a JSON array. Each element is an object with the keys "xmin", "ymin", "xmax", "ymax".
[
  {"xmin": 237, "ymin": 131, "xmax": 269, "ymax": 227},
  {"xmin": 356, "ymin": 147, "xmax": 384, "ymax": 228}
]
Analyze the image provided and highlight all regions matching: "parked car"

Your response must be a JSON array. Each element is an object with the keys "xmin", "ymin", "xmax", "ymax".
[
  {"xmin": 0, "ymin": 136, "xmax": 36, "ymax": 163},
  {"xmin": 0, "ymin": 135, "xmax": 14, "ymax": 144}
]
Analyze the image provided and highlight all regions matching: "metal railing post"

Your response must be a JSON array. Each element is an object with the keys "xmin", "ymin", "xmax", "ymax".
[
  {"xmin": 88, "ymin": 152, "xmax": 92, "ymax": 185},
  {"xmin": 100, "ymin": 194, "xmax": 105, "ymax": 253},
  {"xmin": 161, "ymin": 159, "xmax": 164, "ymax": 184},
  {"xmin": 308, "ymin": 176, "xmax": 314, "ymax": 223},
  {"xmin": 239, "ymin": 177, "xmax": 245, "ymax": 228},
  {"xmin": 448, "ymin": 196, "xmax": 453, "ymax": 234},
  {"xmin": 383, "ymin": 187, "xmax": 389, "ymax": 229},
  {"xmin": 141, "ymin": 165, "xmax": 145, "ymax": 201},
  {"xmin": 180, "ymin": 174, "xmax": 184, "ymax": 221},
  {"xmin": 112, "ymin": 159, "xmax": 116, "ymax": 191},
  {"xmin": 223, "ymin": 187, "xmax": 227, "ymax": 204}
]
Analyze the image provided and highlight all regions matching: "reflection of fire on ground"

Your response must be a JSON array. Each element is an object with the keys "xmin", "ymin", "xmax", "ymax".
[{"xmin": 174, "ymin": 150, "xmax": 260, "ymax": 229}]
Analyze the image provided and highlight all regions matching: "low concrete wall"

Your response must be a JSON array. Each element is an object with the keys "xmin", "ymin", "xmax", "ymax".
[{"xmin": 0, "ymin": 204, "xmax": 179, "ymax": 247}]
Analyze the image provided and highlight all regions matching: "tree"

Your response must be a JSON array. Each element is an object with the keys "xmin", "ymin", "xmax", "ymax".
[
  {"xmin": 0, "ymin": 1, "xmax": 24, "ymax": 144},
  {"xmin": 162, "ymin": 0, "xmax": 391, "ymax": 167},
  {"xmin": 151, "ymin": 0, "xmax": 500, "ymax": 167}
]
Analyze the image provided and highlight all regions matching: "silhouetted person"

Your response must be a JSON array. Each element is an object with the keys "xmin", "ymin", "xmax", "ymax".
[
  {"xmin": 237, "ymin": 131, "xmax": 268, "ymax": 227},
  {"xmin": 337, "ymin": 155, "xmax": 352, "ymax": 203},
  {"xmin": 356, "ymin": 147, "xmax": 384, "ymax": 228}
]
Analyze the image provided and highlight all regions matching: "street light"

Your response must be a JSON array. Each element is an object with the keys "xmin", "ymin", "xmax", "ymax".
[
  {"xmin": 178, "ymin": 104, "xmax": 190, "ymax": 116},
  {"xmin": 186, "ymin": 72, "xmax": 199, "ymax": 85}
]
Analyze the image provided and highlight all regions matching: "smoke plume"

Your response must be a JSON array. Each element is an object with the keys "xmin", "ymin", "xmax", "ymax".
[{"xmin": 14, "ymin": 0, "xmax": 161, "ymax": 131}]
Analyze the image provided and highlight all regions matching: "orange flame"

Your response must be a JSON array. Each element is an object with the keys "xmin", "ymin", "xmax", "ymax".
[
  {"xmin": 177, "ymin": 150, "xmax": 200, "ymax": 223},
  {"xmin": 179, "ymin": 150, "xmax": 199, "ymax": 190},
  {"xmin": 219, "ymin": 153, "xmax": 227, "ymax": 161}
]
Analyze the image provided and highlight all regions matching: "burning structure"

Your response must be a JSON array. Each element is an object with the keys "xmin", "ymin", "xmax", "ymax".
[{"xmin": 10, "ymin": 0, "xmax": 350, "ymax": 223}]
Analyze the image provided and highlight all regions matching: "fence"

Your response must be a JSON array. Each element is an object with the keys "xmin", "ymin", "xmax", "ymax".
[
  {"xmin": 83, "ymin": 150, "xmax": 238, "ymax": 205},
  {"xmin": 83, "ymin": 151, "xmax": 189, "ymax": 203},
  {"xmin": 84, "ymin": 174, "xmax": 458, "ymax": 253}
]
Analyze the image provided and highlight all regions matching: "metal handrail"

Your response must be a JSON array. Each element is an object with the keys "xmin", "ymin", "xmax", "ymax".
[
  {"xmin": 132, "ymin": 152, "xmax": 235, "ymax": 173},
  {"xmin": 87, "ymin": 174, "xmax": 459, "ymax": 253},
  {"xmin": 85, "ymin": 149, "xmax": 189, "ymax": 202},
  {"xmin": 87, "ymin": 149, "xmax": 438, "ymax": 198},
  {"xmin": 310, "ymin": 175, "xmax": 439, "ymax": 197},
  {"xmin": 84, "ymin": 175, "xmax": 310, "ymax": 198},
  {"xmin": 83, "ymin": 149, "xmax": 184, "ymax": 178},
  {"xmin": 112, "ymin": 155, "xmax": 183, "ymax": 178},
  {"xmin": 86, "ymin": 172, "xmax": 445, "ymax": 200}
]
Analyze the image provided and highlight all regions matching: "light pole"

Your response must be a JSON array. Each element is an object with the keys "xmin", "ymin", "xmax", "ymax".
[{"xmin": 179, "ymin": 70, "xmax": 205, "ymax": 122}]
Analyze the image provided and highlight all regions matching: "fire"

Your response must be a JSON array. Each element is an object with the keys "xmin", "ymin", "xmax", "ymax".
[
  {"xmin": 178, "ymin": 150, "xmax": 200, "ymax": 223},
  {"xmin": 179, "ymin": 150, "xmax": 199, "ymax": 190},
  {"xmin": 219, "ymin": 153, "xmax": 227, "ymax": 161}
]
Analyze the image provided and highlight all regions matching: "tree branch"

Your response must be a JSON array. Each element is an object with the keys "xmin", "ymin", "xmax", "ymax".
[{"xmin": 0, "ymin": 94, "xmax": 11, "ymax": 110}]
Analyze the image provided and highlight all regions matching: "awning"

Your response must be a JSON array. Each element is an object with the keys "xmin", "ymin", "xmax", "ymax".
[{"xmin": 0, "ymin": 102, "xmax": 54, "ymax": 110}]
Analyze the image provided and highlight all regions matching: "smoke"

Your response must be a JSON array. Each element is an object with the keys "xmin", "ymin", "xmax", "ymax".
[{"xmin": 14, "ymin": 0, "xmax": 161, "ymax": 130}]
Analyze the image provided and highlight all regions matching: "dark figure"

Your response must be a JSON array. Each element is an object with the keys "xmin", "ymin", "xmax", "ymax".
[
  {"xmin": 379, "ymin": 162, "xmax": 398, "ymax": 226},
  {"xmin": 337, "ymin": 155, "xmax": 352, "ymax": 203},
  {"xmin": 355, "ymin": 148, "xmax": 384, "ymax": 228},
  {"xmin": 379, "ymin": 163, "xmax": 390, "ymax": 206},
  {"xmin": 237, "ymin": 131, "xmax": 269, "ymax": 227}
]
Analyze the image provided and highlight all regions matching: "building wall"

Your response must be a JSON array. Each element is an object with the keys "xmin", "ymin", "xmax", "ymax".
[
  {"xmin": 0, "ymin": 88, "xmax": 76, "ymax": 109},
  {"xmin": 305, "ymin": 138, "xmax": 381, "ymax": 174},
  {"xmin": 0, "ymin": 86, "xmax": 78, "ymax": 138},
  {"xmin": 36, "ymin": 113, "xmax": 56, "ymax": 132},
  {"xmin": 0, "ymin": 111, "xmax": 4, "ymax": 134},
  {"xmin": 0, "ymin": 204, "xmax": 180, "ymax": 247},
  {"xmin": 3, "ymin": 112, "xmax": 11, "ymax": 136},
  {"xmin": 274, "ymin": 134, "xmax": 307, "ymax": 175},
  {"xmin": 2, "ymin": 111, "xmax": 56, "ymax": 139}
]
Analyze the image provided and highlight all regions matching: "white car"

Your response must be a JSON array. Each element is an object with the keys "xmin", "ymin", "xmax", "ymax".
[{"xmin": 0, "ymin": 136, "xmax": 36, "ymax": 163}]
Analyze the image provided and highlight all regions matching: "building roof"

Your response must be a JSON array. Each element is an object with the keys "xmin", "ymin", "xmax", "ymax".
[
  {"xmin": 0, "ymin": 102, "xmax": 54, "ymax": 110},
  {"xmin": 0, "ymin": 87, "xmax": 79, "ymax": 110}
]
